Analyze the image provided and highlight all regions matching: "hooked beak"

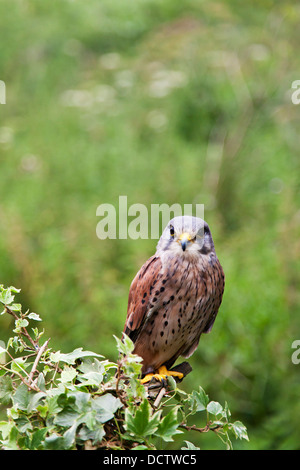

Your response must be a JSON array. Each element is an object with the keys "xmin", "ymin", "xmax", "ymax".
[{"xmin": 178, "ymin": 232, "xmax": 192, "ymax": 252}]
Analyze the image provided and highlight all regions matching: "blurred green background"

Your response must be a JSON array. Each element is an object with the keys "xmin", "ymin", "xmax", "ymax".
[{"xmin": 1, "ymin": 0, "xmax": 300, "ymax": 450}]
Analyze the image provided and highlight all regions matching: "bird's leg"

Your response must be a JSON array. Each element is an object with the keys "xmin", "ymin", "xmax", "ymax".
[
  {"xmin": 140, "ymin": 373, "xmax": 156, "ymax": 384},
  {"xmin": 140, "ymin": 365, "xmax": 184, "ymax": 384},
  {"xmin": 157, "ymin": 365, "xmax": 184, "ymax": 381}
]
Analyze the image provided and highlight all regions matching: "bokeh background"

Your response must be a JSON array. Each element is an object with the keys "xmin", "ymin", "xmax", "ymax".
[{"xmin": 1, "ymin": 0, "xmax": 300, "ymax": 450}]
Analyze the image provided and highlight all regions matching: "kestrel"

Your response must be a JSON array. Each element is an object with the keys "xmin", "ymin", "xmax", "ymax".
[{"xmin": 123, "ymin": 216, "xmax": 225, "ymax": 383}]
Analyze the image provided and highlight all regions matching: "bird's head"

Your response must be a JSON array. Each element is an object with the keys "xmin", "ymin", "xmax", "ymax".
[{"xmin": 156, "ymin": 216, "xmax": 215, "ymax": 257}]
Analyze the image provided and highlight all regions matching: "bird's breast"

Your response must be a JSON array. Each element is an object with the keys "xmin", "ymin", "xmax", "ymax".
[{"xmin": 133, "ymin": 253, "xmax": 224, "ymax": 372}]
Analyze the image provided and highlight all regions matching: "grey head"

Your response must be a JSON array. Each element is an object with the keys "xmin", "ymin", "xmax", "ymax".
[{"xmin": 156, "ymin": 215, "xmax": 215, "ymax": 256}]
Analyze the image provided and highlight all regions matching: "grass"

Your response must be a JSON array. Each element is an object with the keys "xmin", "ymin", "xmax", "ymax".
[{"xmin": 0, "ymin": 0, "xmax": 300, "ymax": 449}]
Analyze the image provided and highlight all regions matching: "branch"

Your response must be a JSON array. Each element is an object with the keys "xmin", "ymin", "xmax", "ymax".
[
  {"xmin": 27, "ymin": 339, "xmax": 50, "ymax": 385},
  {"xmin": 179, "ymin": 422, "xmax": 223, "ymax": 434},
  {"xmin": 0, "ymin": 362, "xmax": 41, "ymax": 393},
  {"xmin": 115, "ymin": 361, "xmax": 127, "ymax": 406},
  {"xmin": 4, "ymin": 305, "xmax": 38, "ymax": 350},
  {"xmin": 153, "ymin": 387, "xmax": 167, "ymax": 408}
]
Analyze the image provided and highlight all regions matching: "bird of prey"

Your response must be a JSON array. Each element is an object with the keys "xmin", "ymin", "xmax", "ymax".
[{"xmin": 123, "ymin": 216, "xmax": 225, "ymax": 383}]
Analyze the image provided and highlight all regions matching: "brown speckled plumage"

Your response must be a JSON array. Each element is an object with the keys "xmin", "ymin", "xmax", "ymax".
[{"xmin": 123, "ymin": 216, "xmax": 225, "ymax": 376}]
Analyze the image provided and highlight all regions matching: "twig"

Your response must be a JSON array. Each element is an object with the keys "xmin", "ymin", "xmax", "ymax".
[
  {"xmin": 153, "ymin": 387, "xmax": 166, "ymax": 408},
  {"xmin": 43, "ymin": 360, "xmax": 63, "ymax": 374},
  {"xmin": 2, "ymin": 303, "xmax": 50, "ymax": 391},
  {"xmin": 28, "ymin": 339, "xmax": 50, "ymax": 385},
  {"xmin": 4, "ymin": 348, "xmax": 32, "ymax": 381},
  {"xmin": 0, "ymin": 363, "xmax": 40, "ymax": 392},
  {"xmin": 179, "ymin": 422, "xmax": 223, "ymax": 434},
  {"xmin": 4, "ymin": 305, "xmax": 38, "ymax": 350},
  {"xmin": 115, "ymin": 361, "xmax": 127, "ymax": 405}
]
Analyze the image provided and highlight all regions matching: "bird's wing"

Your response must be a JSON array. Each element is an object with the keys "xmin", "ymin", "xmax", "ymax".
[
  {"xmin": 203, "ymin": 259, "xmax": 225, "ymax": 334},
  {"xmin": 181, "ymin": 259, "xmax": 225, "ymax": 359},
  {"xmin": 123, "ymin": 255, "xmax": 162, "ymax": 343}
]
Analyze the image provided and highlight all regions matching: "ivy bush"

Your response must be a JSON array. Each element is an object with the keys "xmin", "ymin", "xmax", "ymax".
[{"xmin": 0, "ymin": 285, "xmax": 248, "ymax": 450}]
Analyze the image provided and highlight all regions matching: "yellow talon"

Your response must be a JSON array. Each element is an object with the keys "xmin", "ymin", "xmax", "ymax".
[
  {"xmin": 140, "ymin": 365, "xmax": 184, "ymax": 384},
  {"xmin": 140, "ymin": 373, "xmax": 155, "ymax": 384}
]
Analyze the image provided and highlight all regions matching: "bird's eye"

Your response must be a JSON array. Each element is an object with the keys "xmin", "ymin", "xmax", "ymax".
[
  {"xmin": 204, "ymin": 225, "xmax": 210, "ymax": 236},
  {"xmin": 170, "ymin": 226, "xmax": 175, "ymax": 237}
]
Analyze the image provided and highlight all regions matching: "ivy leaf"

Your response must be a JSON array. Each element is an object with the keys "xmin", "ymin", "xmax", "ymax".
[
  {"xmin": 54, "ymin": 408, "xmax": 79, "ymax": 428},
  {"xmin": 74, "ymin": 391, "xmax": 91, "ymax": 413},
  {"xmin": 0, "ymin": 287, "xmax": 15, "ymax": 305},
  {"xmin": 77, "ymin": 358, "xmax": 105, "ymax": 374},
  {"xmin": 188, "ymin": 386, "xmax": 209, "ymax": 414},
  {"xmin": 44, "ymin": 434, "xmax": 66, "ymax": 450},
  {"xmin": 36, "ymin": 404, "xmax": 48, "ymax": 419},
  {"xmin": 155, "ymin": 407, "xmax": 183, "ymax": 442},
  {"xmin": 37, "ymin": 372, "xmax": 46, "ymax": 392},
  {"xmin": 4, "ymin": 425, "xmax": 20, "ymax": 450},
  {"xmin": 63, "ymin": 422, "xmax": 78, "ymax": 449},
  {"xmin": 50, "ymin": 348, "xmax": 103, "ymax": 365},
  {"xmin": 0, "ymin": 376, "xmax": 13, "ymax": 406},
  {"xmin": 27, "ymin": 391, "xmax": 46, "ymax": 413},
  {"xmin": 0, "ymin": 421, "xmax": 12, "ymax": 440},
  {"xmin": 181, "ymin": 440, "xmax": 200, "ymax": 450},
  {"xmin": 56, "ymin": 393, "xmax": 77, "ymax": 417},
  {"xmin": 14, "ymin": 318, "xmax": 29, "ymax": 330},
  {"xmin": 29, "ymin": 428, "xmax": 48, "ymax": 450},
  {"xmin": 114, "ymin": 334, "xmax": 134, "ymax": 355},
  {"xmin": 12, "ymin": 383, "xmax": 30, "ymax": 411},
  {"xmin": 10, "ymin": 303, "xmax": 22, "ymax": 312},
  {"xmin": 125, "ymin": 399, "xmax": 161, "ymax": 440},
  {"xmin": 14, "ymin": 416, "xmax": 32, "ymax": 433},
  {"xmin": 77, "ymin": 359, "xmax": 105, "ymax": 386},
  {"xmin": 46, "ymin": 395, "xmax": 62, "ymax": 416},
  {"xmin": 222, "ymin": 401, "xmax": 231, "ymax": 420},
  {"xmin": 78, "ymin": 423, "xmax": 105, "ymax": 444},
  {"xmin": 78, "ymin": 371, "xmax": 103, "ymax": 387},
  {"xmin": 28, "ymin": 312, "xmax": 42, "ymax": 321},
  {"xmin": 92, "ymin": 393, "xmax": 123, "ymax": 423},
  {"xmin": 59, "ymin": 366, "xmax": 77, "ymax": 384},
  {"xmin": 230, "ymin": 421, "xmax": 249, "ymax": 441},
  {"xmin": 207, "ymin": 401, "xmax": 223, "ymax": 416}
]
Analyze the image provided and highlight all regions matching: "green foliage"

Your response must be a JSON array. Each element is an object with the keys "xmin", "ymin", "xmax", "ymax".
[
  {"xmin": 0, "ymin": 0, "xmax": 299, "ymax": 449},
  {"xmin": 0, "ymin": 286, "xmax": 248, "ymax": 450}
]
